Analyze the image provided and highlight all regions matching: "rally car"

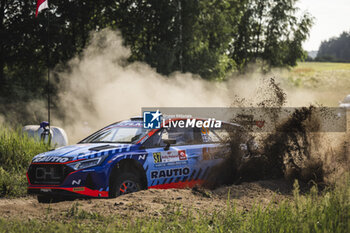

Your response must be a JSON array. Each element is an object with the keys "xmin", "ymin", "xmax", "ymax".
[{"xmin": 27, "ymin": 117, "xmax": 252, "ymax": 203}]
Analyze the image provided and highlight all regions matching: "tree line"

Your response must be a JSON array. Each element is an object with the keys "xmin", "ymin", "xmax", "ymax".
[
  {"xmin": 0, "ymin": 0, "xmax": 312, "ymax": 123},
  {"xmin": 315, "ymin": 31, "xmax": 350, "ymax": 62}
]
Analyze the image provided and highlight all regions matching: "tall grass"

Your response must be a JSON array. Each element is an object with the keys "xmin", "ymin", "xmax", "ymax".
[
  {"xmin": 0, "ymin": 178, "xmax": 349, "ymax": 232},
  {"xmin": 0, "ymin": 126, "xmax": 49, "ymax": 197}
]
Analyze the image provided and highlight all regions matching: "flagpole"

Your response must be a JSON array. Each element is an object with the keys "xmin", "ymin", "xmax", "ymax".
[{"xmin": 47, "ymin": 8, "xmax": 50, "ymax": 130}]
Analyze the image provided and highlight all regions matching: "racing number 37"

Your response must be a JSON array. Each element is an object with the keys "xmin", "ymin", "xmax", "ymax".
[{"xmin": 153, "ymin": 152, "xmax": 162, "ymax": 163}]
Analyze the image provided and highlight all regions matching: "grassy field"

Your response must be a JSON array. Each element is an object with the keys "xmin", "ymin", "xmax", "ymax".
[
  {"xmin": 295, "ymin": 62, "xmax": 350, "ymax": 71},
  {"xmin": 0, "ymin": 126, "xmax": 49, "ymax": 197},
  {"xmin": 0, "ymin": 62, "xmax": 349, "ymax": 232},
  {"xmin": 281, "ymin": 62, "xmax": 350, "ymax": 106},
  {"xmin": 0, "ymin": 180, "xmax": 349, "ymax": 233}
]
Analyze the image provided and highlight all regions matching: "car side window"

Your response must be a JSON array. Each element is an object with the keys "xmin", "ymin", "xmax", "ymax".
[
  {"xmin": 143, "ymin": 126, "xmax": 202, "ymax": 148},
  {"xmin": 142, "ymin": 130, "xmax": 165, "ymax": 148},
  {"xmin": 201, "ymin": 127, "xmax": 229, "ymax": 143},
  {"xmin": 164, "ymin": 127, "xmax": 195, "ymax": 146}
]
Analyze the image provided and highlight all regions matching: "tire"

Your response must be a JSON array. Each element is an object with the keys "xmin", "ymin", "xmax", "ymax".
[{"xmin": 109, "ymin": 172, "xmax": 142, "ymax": 198}]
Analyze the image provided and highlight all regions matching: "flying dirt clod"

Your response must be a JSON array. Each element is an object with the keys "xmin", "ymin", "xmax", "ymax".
[{"xmin": 204, "ymin": 78, "xmax": 348, "ymax": 189}]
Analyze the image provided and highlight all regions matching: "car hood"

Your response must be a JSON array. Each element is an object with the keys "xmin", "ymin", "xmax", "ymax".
[{"xmin": 32, "ymin": 143, "xmax": 136, "ymax": 163}]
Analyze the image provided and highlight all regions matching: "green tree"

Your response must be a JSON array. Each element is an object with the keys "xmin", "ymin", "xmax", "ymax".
[
  {"xmin": 316, "ymin": 31, "xmax": 350, "ymax": 62},
  {"xmin": 229, "ymin": 0, "xmax": 313, "ymax": 72},
  {"xmin": 0, "ymin": 0, "xmax": 313, "ymax": 123},
  {"xmin": 0, "ymin": 0, "xmax": 47, "ymax": 99},
  {"xmin": 182, "ymin": 0, "xmax": 239, "ymax": 79}
]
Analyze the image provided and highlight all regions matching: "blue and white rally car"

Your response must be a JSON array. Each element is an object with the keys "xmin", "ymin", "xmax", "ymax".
[{"xmin": 27, "ymin": 117, "xmax": 252, "ymax": 202}]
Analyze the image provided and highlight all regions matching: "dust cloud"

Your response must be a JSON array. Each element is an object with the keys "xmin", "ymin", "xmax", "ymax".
[
  {"xmin": 47, "ymin": 29, "xmax": 318, "ymax": 143},
  {"xmin": 53, "ymin": 30, "xmax": 233, "ymax": 142}
]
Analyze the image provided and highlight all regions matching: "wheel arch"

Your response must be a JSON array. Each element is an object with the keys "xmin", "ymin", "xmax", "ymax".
[{"xmin": 109, "ymin": 158, "xmax": 148, "ymax": 191}]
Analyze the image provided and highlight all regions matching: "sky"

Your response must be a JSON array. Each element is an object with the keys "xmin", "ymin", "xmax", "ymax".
[{"xmin": 297, "ymin": 0, "xmax": 350, "ymax": 51}]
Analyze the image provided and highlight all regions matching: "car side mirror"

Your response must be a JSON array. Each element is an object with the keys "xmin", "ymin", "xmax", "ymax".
[{"xmin": 163, "ymin": 139, "xmax": 176, "ymax": 151}]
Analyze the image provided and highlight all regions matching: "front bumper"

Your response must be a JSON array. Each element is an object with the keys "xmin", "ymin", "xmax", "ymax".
[{"xmin": 27, "ymin": 162, "xmax": 110, "ymax": 198}]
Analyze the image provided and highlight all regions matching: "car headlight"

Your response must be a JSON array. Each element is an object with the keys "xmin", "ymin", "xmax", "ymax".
[{"xmin": 67, "ymin": 156, "xmax": 107, "ymax": 170}]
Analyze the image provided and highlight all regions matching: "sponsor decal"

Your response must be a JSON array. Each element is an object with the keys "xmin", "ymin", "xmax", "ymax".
[
  {"xmin": 137, "ymin": 154, "xmax": 147, "ymax": 161},
  {"xmin": 153, "ymin": 152, "xmax": 162, "ymax": 163},
  {"xmin": 117, "ymin": 121, "xmax": 143, "ymax": 127},
  {"xmin": 32, "ymin": 156, "xmax": 70, "ymax": 163},
  {"xmin": 201, "ymin": 126, "xmax": 212, "ymax": 142},
  {"xmin": 153, "ymin": 150, "xmax": 187, "ymax": 164},
  {"xmin": 73, "ymin": 187, "xmax": 85, "ymax": 191},
  {"xmin": 72, "ymin": 179, "xmax": 81, "ymax": 185},
  {"xmin": 40, "ymin": 189, "xmax": 51, "ymax": 192},
  {"xmin": 154, "ymin": 161, "xmax": 188, "ymax": 167},
  {"xmin": 178, "ymin": 150, "xmax": 187, "ymax": 160},
  {"xmin": 77, "ymin": 153, "xmax": 92, "ymax": 159},
  {"xmin": 202, "ymin": 135, "xmax": 210, "ymax": 143},
  {"xmin": 162, "ymin": 151, "xmax": 180, "ymax": 162},
  {"xmin": 201, "ymin": 126, "xmax": 210, "ymax": 134},
  {"xmin": 35, "ymin": 167, "xmax": 60, "ymax": 180},
  {"xmin": 109, "ymin": 153, "xmax": 147, "ymax": 163},
  {"xmin": 82, "ymin": 169, "xmax": 95, "ymax": 172},
  {"xmin": 151, "ymin": 167, "xmax": 190, "ymax": 179}
]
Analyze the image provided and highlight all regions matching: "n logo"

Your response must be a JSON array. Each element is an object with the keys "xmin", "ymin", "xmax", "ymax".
[{"xmin": 72, "ymin": 179, "xmax": 81, "ymax": 185}]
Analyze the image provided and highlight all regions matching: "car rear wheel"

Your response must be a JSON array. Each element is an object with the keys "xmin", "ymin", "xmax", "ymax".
[{"xmin": 110, "ymin": 172, "xmax": 141, "ymax": 198}]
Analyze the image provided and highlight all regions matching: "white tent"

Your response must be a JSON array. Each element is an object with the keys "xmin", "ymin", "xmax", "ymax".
[{"xmin": 22, "ymin": 125, "xmax": 68, "ymax": 147}]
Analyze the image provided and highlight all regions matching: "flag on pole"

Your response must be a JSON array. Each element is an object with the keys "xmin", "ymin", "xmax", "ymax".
[{"xmin": 35, "ymin": 0, "xmax": 49, "ymax": 18}]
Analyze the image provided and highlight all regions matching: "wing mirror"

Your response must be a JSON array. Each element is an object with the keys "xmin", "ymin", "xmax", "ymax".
[{"xmin": 163, "ymin": 139, "xmax": 176, "ymax": 151}]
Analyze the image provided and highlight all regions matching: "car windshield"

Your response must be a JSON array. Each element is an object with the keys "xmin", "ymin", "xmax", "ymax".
[{"xmin": 80, "ymin": 123, "xmax": 149, "ymax": 144}]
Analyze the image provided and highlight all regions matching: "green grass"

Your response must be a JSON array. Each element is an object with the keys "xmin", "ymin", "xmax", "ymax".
[
  {"xmin": 295, "ymin": 62, "xmax": 350, "ymax": 71},
  {"xmin": 287, "ymin": 62, "xmax": 350, "ymax": 88},
  {"xmin": 0, "ymin": 126, "xmax": 50, "ymax": 197},
  {"xmin": 0, "ymin": 179, "xmax": 349, "ymax": 233},
  {"xmin": 1, "ymin": 61, "xmax": 350, "ymax": 231},
  {"xmin": 277, "ymin": 62, "xmax": 350, "ymax": 106}
]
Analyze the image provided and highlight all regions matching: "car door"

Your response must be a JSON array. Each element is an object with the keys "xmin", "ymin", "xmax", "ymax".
[
  {"xmin": 142, "ymin": 125, "xmax": 203, "ymax": 188},
  {"xmin": 185, "ymin": 126, "xmax": 231, "ymax": 183}
]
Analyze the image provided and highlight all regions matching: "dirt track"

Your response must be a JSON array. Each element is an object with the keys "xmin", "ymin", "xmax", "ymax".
[{"xmin": 0, "ymin": 180, "xmax": 292, "ymax": 221}]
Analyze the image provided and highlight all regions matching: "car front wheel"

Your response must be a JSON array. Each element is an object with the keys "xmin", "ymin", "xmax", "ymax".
[{"xmin": 110, "ymin": 172, "xmax": 142, "ymax": 198}]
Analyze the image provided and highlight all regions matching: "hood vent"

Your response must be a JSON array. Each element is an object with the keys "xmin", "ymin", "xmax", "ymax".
[{"xmin": 89, "ymin": 145, "xmax": 119, "ymax": 151}]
